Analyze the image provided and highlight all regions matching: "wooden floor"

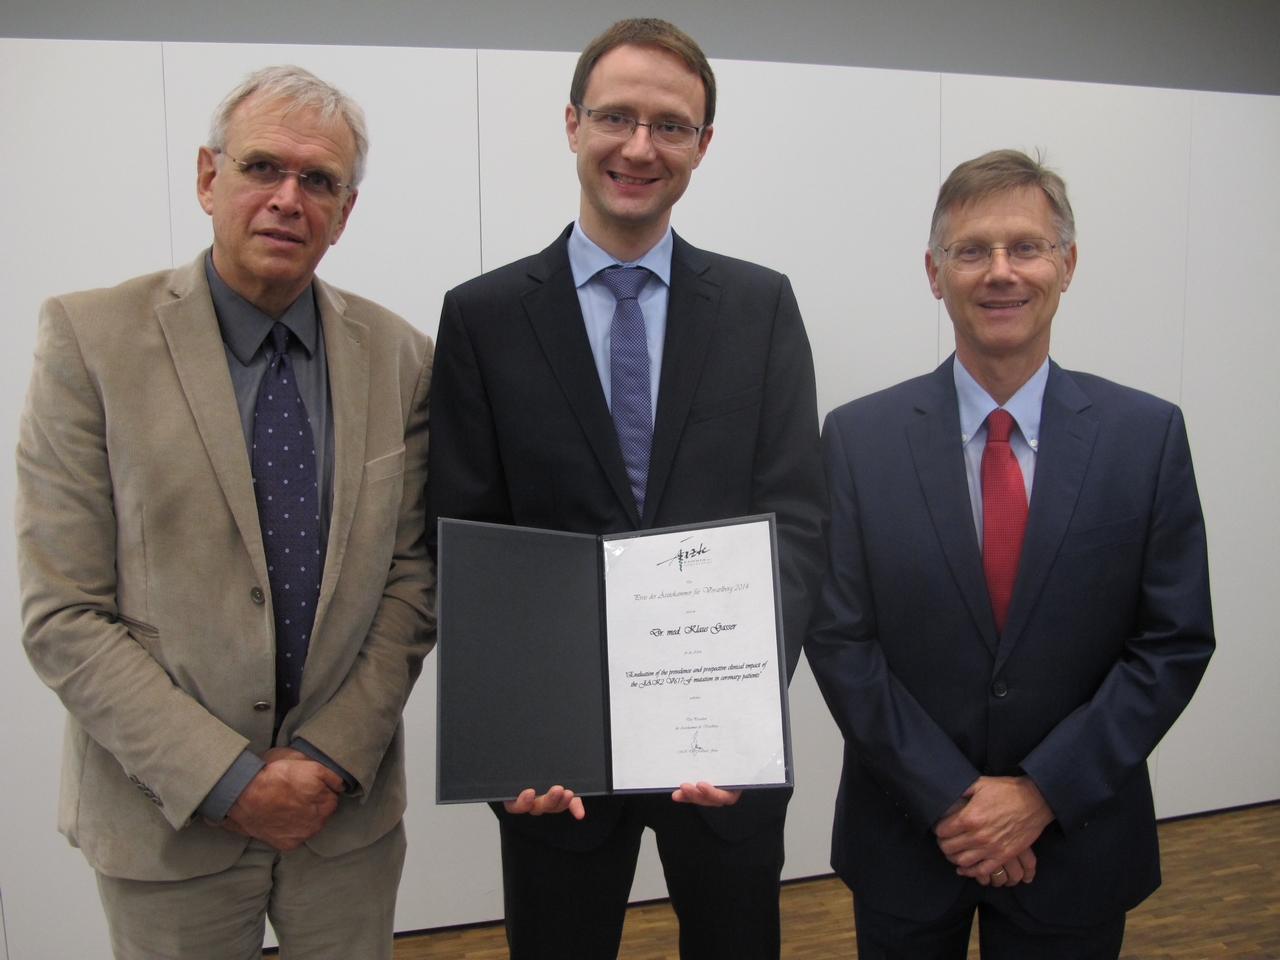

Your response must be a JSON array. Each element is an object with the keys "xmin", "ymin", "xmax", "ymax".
[{"xmin": 280, "ymin": 801, "xmax": 1280, "ymax": 958}]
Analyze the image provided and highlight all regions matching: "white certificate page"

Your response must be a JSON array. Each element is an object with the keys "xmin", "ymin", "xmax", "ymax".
[{"xmin": 603, "ymin": 519, "xmax": 788, "ymax": 791}]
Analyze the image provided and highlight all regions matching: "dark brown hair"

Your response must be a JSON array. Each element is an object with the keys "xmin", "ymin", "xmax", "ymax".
[{"xmin": 570, "ymin": 18, "xmax": 716, "ymax": 126}]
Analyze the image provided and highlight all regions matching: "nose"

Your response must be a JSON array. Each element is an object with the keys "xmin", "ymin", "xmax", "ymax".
[
  {"xmin": 268, "ymin": 174, "xmax": 305, "ymax": 213},
  {"xmin": 984, "ymin": 247, "xmax": 1016, "ymax": 281},
  {"xmin": 620, "ymin": 123, "xmax": 658, "ymax": 161}
]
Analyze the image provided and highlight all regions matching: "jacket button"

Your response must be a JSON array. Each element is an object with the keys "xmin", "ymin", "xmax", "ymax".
[
  {"xmin": 992, "ymin": 680, "xmax": 1008, "ymax": 697},
  {"xmin": 251, "ymin": 587, "xmax": 265, "ymax": 604},
  {"xmin": 253, "ymin": 701, "xmax": 271, "ymax": 712}
]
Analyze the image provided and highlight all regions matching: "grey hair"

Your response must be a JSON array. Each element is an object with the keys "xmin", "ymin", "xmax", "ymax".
[
  {"xmin": 929, "ymin": 149, "xmax": 1076, "ymax": 251},
  {"xmin": 207, "ymin": 65, "xmax": 369, "ymax": 188}
]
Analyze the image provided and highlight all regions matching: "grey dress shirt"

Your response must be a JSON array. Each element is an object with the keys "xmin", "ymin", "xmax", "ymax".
[{"xmin": 197, "ymin": 251, "xmax": 351, "ymax": 822}]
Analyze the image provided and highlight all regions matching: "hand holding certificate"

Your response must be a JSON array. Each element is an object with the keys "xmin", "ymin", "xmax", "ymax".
[{"xmin": 436, "ymin": 516, "xmax": 793, "ymax": 804}]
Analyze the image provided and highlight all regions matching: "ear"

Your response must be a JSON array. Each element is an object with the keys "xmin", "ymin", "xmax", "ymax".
[
  {"xmin": 329, "ymin": 189, "xmax": 359, "ymax": 246},
  {"xmin": 1059, "ymin": 241, "xmax": 1078, "ymax": 292},
  {"xmin": 566, "ymin": 103, "xmax": 582, "ymax": 154},
  {"xmin": 691, "ymin": 124, "xmax": 714, "ymax": 169},
  {"xmin": 196, "ymin": 146, "xmax": 218, "ymax": 216},
  {"xmin": 925, "ymin": 248, "xmax": 945, "ymax": 301}
]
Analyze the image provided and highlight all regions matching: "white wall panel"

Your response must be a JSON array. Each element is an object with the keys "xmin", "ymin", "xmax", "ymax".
[
  {"xmin": 475, "ymin": 48, "xmax": 583, "ymax": 273},
  {"xmin": 0, "ymin": 37, "xmax": 173, "ymax": 960},
  {"xmin": 677, "ymin": 60, "xmax": 943, "ymax": 417},
  {"xmin": 1155, "ymin": 90, "xmax": 1280, "ymax": 817},
  {"xmin": 160, "ymin": 42, "xmax": 481, "ymax": 341},
  {"xmin": 940, "ymin": 74, "xmax": 1194, "ymax": 405}
]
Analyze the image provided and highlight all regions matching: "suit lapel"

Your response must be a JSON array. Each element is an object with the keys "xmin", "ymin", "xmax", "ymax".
[
  {"xmin": 644, "ymin": 235, "xmax": 718, "ymax": 528},
  {"xmin": 522, "ymin": 230, "xmax": 640, "ymax": 525},
  {"xmin": 906, "ymin": 360, "xmax": 1000, "ymax": 655},
  {"xmin": 155, "ymin": 258, "xmax": 269, "ymax": 590},
  {"xmin": 310, "ymin": 278, "xmax": 370, "ymax": 644},
  {"xmin": 996, "ymin": 363, "xmax": 1096, "ymax": 670}
]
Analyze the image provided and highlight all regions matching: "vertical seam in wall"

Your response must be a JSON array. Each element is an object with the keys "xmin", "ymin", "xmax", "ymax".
[
  {"xmin": 160, "ymin": 42, "xmax": 176, "ymax": 269},
  {"xmin": 1177, "ymin": 94, "xmax": 1195, "ymax": 408},
  {"xmin": 474, "ymin": 49, "xmax": 485, "ymax": 275},
  {"xmin": 936, "ymin": 72, "xmax": 944, "ymax": 365},
  {"xmin": 0, "ymin": 870, "xmax": 9, "ymax": 960}
]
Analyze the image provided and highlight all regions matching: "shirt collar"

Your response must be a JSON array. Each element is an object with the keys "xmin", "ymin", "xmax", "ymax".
[
  {"xmin": 954, "ymin": 355, "xmax": 1049, "ymax": 450},
  {"xmin": 568, "ymin": 220, "xmax": 673, "ymax": 289},
  {"xmin": 204, "ymin": 249, "xmax": 319, "ymax": 366}
]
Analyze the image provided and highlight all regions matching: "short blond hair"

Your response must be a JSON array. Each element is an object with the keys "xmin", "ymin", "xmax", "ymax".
[{"xmin": 930, "ymin": 149, "xmax": 1075, "ymax": 250}]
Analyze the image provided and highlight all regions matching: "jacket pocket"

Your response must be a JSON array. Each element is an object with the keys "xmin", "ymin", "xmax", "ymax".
[
  {"xmin": 364, "ymin": 446, "xmax": 406, "ymax": 484},
  {"xmin": 1058, "ymin": 516, "xmax": 1142, "ymax": 556},
  {"xmin": 114, "ymin": 613, "xmax": 160, "ymax": 638},
  {"xmin": 689, "ymin": 385, "xmax": 763, "ymax": 423}
]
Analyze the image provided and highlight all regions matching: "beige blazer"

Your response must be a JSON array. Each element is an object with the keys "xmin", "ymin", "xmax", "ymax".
[{"xmin": 17, "ymin": 254, "xmax": 435, "ymax": 882}]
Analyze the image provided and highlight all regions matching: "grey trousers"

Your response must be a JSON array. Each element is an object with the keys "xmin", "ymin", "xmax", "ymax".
[{"xmin": 96, "ymin": 820, "xmax": 406, "ymax": 960}]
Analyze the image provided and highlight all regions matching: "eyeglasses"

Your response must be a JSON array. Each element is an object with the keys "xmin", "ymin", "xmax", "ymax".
[
  {"xmin": 940, "ymin": 238, "xmax": 1059, "ymax": 273},
  {"xmin": 574, "ymin": 104, "xmax": 705, "ymax": 150},
  {"xmin": 223, "ymin": 153, "xmax": 350, "ymax": 200}
]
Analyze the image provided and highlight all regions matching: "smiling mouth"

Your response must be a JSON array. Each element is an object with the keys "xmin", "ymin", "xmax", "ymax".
[
  {"xmin": 981, "ymin": 299, "xmax": 1029, "ymax": 308},
  {"xmin": 608, "ymin": 171, "xmax": 659, "ymax": 186}
]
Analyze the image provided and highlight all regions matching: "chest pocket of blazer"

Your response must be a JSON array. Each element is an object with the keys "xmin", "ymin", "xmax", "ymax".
[
  {"xmin": 1058, "ymin": 515, "xmax": 1142, "ymax": 557},
  {"xmin": 364, "ymin": 446, "xmax": 406, "ymax": 484},
  {"xmin": 690, "ymin": 385, "xmax": 763, "ymax": 423}
]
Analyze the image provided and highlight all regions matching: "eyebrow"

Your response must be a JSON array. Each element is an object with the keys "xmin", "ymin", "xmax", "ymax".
[
  {"xmin": 590, "ymin": 104, "xmax": 699, "ymax": 125},
  {"xmin": 237, "ymin": 149, "xmax": 344, "ymax": 178}
]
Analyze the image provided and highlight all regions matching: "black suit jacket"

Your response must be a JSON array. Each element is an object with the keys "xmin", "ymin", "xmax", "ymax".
[
  {"xmin": 805, "ymin": 357, "xmax": 1213, "ymax": 925},
  {"xmin": 427, "ymin": 226, "xmax": 827, "ymax": 847}
]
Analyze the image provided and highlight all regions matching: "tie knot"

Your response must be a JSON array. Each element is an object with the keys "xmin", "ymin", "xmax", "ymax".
[
  {"xmin": 986, "ymin": 408, "xmax": 1015, "ymax": 444},
  {"xmin": 599, "ymin": 266, "xmax": 650, "ymax": 302},
  {"xmin": 269, "ymin": 322, "xmax": 291, "ymax": 358}
]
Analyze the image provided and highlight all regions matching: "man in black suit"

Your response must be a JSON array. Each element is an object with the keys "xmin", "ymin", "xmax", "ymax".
[
  {"xmin": 805, "ymin": 149, "xmax": 1214, "ymax": 959},
  {"xmin": 426, "ymin": 17, "xmax": 826, "ymax": 960}
]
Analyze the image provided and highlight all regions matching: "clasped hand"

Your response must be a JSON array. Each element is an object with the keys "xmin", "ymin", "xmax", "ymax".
[
  {"xmin": 504, "ymin": 781, "xmax": 741, "ymax": 819},
  {"xmin": 205, "ymin": 747, "xmax": 344, "ymax": 851},
  {"xmin": 932, "ymin": 775, "xmax": 1054, "ymax": 887}
]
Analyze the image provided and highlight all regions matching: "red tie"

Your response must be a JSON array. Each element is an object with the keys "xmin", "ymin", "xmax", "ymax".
[{"xmin": 981, "ymin": 409, "xmax": 1027, "ymax": 634}]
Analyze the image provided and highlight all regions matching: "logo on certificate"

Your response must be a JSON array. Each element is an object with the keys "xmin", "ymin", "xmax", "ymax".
[{"xmin": 657, "ymin": 536, "xmax": 712, "ymax": 572}]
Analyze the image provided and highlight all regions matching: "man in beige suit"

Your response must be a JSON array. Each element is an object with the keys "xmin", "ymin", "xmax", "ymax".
[{"xmin": 16, "ymin": 66, "xmax": 434, "ymax": 959}]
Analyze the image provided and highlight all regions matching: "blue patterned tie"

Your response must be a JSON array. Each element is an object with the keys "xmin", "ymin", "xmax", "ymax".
[
  {"xmin": 600, "ymin": 266, "xmax": 653, "ymax": 518},
  {"xmin": 253, "ymin": 323, "xmax": 321, "ymax": 722}
]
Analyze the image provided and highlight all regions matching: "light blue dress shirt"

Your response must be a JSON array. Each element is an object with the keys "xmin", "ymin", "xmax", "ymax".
[
  {"xmin": 955, "ymin": 356, "xmax": 1050, "ymax": 546},
  {"xmin": 567, "ymin": 221, "xmax": 672, "ymax": 419}
]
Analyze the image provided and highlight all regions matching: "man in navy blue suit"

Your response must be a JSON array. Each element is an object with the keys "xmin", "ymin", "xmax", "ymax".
[{"xmin": 806, "ymin": 150, "xmax": 1213, "ymax": 959}]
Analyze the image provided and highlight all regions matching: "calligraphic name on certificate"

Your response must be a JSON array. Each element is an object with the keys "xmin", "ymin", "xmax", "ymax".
[{"xmin": 602, "ymin": 519, "xmax": 787, "ymax": 791}]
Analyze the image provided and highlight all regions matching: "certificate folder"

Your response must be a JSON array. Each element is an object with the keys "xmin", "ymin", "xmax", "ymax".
[{"xmin": 436, "ymin": 515, "xmax": 792, "ymax": 804}]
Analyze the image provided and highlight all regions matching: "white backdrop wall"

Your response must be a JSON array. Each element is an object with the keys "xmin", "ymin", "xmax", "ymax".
[{"xmin": 1, "ymin": 38, "xmax": 1277, "ymax": 959}]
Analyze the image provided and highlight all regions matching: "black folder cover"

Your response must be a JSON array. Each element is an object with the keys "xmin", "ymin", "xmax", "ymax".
[{"xmin": 436, "ymin": 520, "xmax": 609, "ymax": 802}]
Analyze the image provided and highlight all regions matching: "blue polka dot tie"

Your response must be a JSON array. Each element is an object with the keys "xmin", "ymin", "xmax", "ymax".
[
  {"xmin": 253, "ymin": 323, "xmax": 321, "ymax": 723},
  {"xmin": 600, "ymin": 266, "xmax": 653, "ymax": 518}
]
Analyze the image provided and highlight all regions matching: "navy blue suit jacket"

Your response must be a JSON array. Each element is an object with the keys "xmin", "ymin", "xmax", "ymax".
[
  {"xmin": 805, "ymin": 356, "xmax": 1213, "ymax": 925},
  {"xmin": 427, "ymin": 227, "xmax": 827, "ymax": 848}
]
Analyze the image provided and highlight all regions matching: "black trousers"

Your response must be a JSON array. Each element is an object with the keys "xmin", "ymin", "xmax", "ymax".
[
  {"xmin": 852, "ymin": 885, "xmax": 1126, "ymax": 960},
  {"xmin": 500, "ymin": 794, "xmax": 786, "ymax": 960}
]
